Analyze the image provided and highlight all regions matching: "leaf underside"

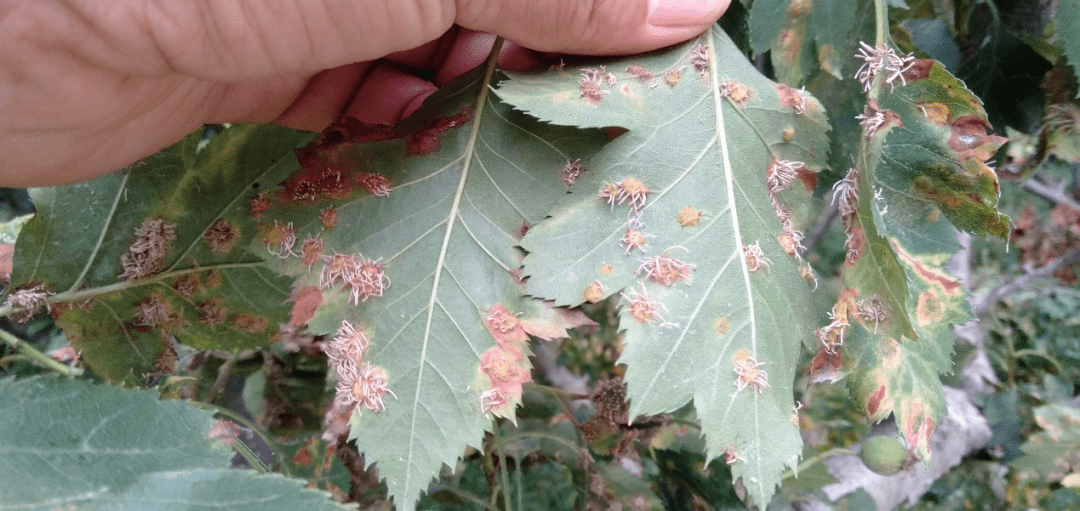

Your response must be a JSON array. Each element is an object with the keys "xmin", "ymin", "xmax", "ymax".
[
  {"xmin": 7, "ymin": 126, "xmax": 312, "ymax": 383},
  {"xmin": 497, "ymin": 27, "xmax": 830, "ymax": 506},
  {"xmin": 254, "ymin": 58, "xmax": 608, "ymax": 509}
]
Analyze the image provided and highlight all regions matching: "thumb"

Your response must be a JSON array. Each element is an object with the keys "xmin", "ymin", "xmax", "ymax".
[
  {"xmin": 136, "ymin": 0, "xmax": 727, "ymax": 81},
  {"xmin": 456, "ymin": 0, "xmax": 731, "ymax": 55}
]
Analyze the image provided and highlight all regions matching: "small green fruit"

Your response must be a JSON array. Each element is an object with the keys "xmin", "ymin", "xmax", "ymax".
[{"xmin": 859, "ymin": 436, "xmax": 908, "ymax": 476}]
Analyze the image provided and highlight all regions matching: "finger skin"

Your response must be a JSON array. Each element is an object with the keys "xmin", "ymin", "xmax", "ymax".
[{"xmin": 0, "ymin": 0, "xmax": 728, "ymax": 186}]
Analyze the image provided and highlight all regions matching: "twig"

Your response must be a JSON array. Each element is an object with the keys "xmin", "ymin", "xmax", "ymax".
[
  {"xmin": 801, "ymin": 198, "xmax": 841, "ymax": 256},
  {"xmin": 971, "ymin": 246, "xmax": 1080, "ymax": 315},
  {"xmin": 204, "ymin": 351, "xmax": 238, "ymax": 404},
  {"xmin": 0, "ymin": 329, "xmax": 83, "ymax": 376},
  {"xmin": 1022, "ymin": 175, "xmax": 1080, "ymax": 211}
]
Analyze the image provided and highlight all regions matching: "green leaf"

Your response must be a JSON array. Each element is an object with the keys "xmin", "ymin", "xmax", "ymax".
[
  {"xmin": 5, "ymin": 125, "xmax": 312, "ymax": 382},
  {"xmin": 1056, "ymin": 0, "xmax": 1080, "ymax": 98},
  {"xmin": 1012, "ymin": 404, "xmax": 1080, "ymax": 481},
  {"xmin": 498, "ymin": 28, "xmax": 830, "ymax": 506},
  {"xmin": 255, "ymin": 53, "xmax": 608, "ymax": 509},
  {"xmin": 0, "ymin": 376, "xmax": 343, "ymax": 510},
  {"xmin": 750, "ymin": 0, "xmax": 862, "ymax": 83},
  {"xmin": 829, "ymin": 55, "xmax": 1008, "ymax": 460}
]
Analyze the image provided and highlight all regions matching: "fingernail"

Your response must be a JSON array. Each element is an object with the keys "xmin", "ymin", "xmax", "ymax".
[{"xmin": 647, "ymin": 0, "xmax": 724, "ymax": 27}]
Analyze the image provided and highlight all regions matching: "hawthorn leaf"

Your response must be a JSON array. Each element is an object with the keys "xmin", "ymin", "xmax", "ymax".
[
  {"xmin": 0, "ymin": 376, "xmax": 346, "ymax": 511},
  {"xmin": 497, "ymin": 28, "xmax": 830, "ymax": 506},
  {"xmin": 1011, "ymin": 404, "xmax": 1080, "ymax": 479},
  {"xmin": 750, "ymin": 0, "xmax": 861, "ymax": 83},
  {"xmin": 3, "ymin": 125, "xmax": 312, "ymax": 383},
  {"xmin": 254, "ymin": 54, "xmax": 609, "ymax": 509},
  {"xmin": 1056, "ymin": 0, "xmax": 1080, "ymax": 98},
  {"xmin": 830, "ymin": 56, "xmax": 1008, "ymax": 459}
]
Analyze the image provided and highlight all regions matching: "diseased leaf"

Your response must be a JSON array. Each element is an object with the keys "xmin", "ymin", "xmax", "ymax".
[
  {"xmin": 750, "ymin": 0, "xmax": 861, "ymax": 83},
  {"xmin": 4, "ymin": 125, "xmax": 312, "ymax": 383},
  {"xmin": 826, "ymin": 54, "xmax": 1008, "ymax": 460},
  {"xmin": 497, "ymin": 28, "xmax": 830, "ymax": 506},
  {"xmin": 255, "ymin": 54, "xmax": 610, "ymax": 509}
]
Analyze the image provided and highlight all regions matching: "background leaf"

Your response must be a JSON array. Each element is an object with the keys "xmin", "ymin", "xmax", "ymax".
[
  {"xmin": 497, "ymin": 27, "xmax": 830, "ymax": 505},
  {"xmin": 4, "ymin": 125, "xmax": 311, "ymax": 382},
  {"xmin": 1057, "ymin": 0, "xmax": 1080, "ymax": 98},
  {"xmin": 0, "ymin": 376, "xmax": 346, "ymax": 510},
  {"xmin": 750, "ymin": 0, "xmax": 861, "ymax": 84}
]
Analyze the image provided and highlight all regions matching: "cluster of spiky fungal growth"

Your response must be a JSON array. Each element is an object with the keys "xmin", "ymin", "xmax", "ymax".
[
  {"xmin": 300, "ymin": 235, "xmax": 325, "ymax": 268},
  {"xmin": 815, "ymin": 291, "xmax": 858, "ymax": 355},
  {"xmin": 119, "ymin": 218, "xmax": 177, "ymax": 280},
  {"xmin": 620, "ymin": 228, "xmax": 651, "ymax": 254},
  {"xmin": 599, "ymin": 177, "xmax": 650, "ymax": 222},
  {"xmin": 725, "ymin": 447, "xmax": 747, "ymax": 466},
  {"xmin": 317, "ymin": 252, "xmax": 390, "ymax": 305},
  {"xmin": 325, "ymin": 319, "xmax": 395, "ymax": 416},
  {"xmin": 637, "ymin": 247, "xmax": 694, "ymax": 286},
  {"xmin": 356, "ymin": 172, "xmax": 393, "ymax": 197},
  {"xmin": 560, "ymin": 158, "xmax": 583, "ymax": 188},
  {"xmin": 854, "ymin": 41, "xmax": 916, "ymax": 92},
  {"xmin": 203, "ymin": 219, "xmax": 240, "ymax": 254},
  {"xmin": 625, "ymin": 65, "xmax": 658, "ymax": 87},
  {"xmin": 731, "ymin": 349, "xmax": 769, "ymax": 393},
  {"xmin": 264, "ymin": 221, "xmax": 298, "ymax": 258},
  {"xmin": 831, "ymin": 167, "xmax": 864, "ymax": 264},
  {"xmin": 133, "ymin": 292, "xmax": 178, "ymax": 330},
  {"xmin": 579, "ymin": 66, "xmax": 615, "ymax": 105},
  {"xmin": 764, "ymin": 159, "xmax": 810, "ymax": 260},
  {"xmin": 741, "ymin": 241, "xmax": 773, "ymax": 272},
  {"xmin": 689, "ymin": 42, "xmax": 710, "ymax": 81},
  {"xmin": 621, "ymin": 283, "xmax": 673, "ymax": 327},
  {"xmin": 4, "ymin": 283, "xmax": 53, "ymax": 323},
  {"xmin": 477, "ymin": 305, "xmax": 532, "ymax": 416}
]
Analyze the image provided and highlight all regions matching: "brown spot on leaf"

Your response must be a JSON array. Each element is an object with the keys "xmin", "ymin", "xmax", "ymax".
[
  {"xmin": 720, "ymin": 81, "xmax": 752, "ymax": 104},
  {"xmin": 172, "ymin": 273, "xmax": 203, "ymax": 297},
  {"xmin": 901, "ymin": 59, "xmax": 934, "ymax": 82},
  {"xmin": 320, "ymin": 207, "xmax": 338, "ymax": 230},
  {"xmin": 664, "ymin": 68, "xmax": 683, "ymax": 87},
  {"xmin": 947, "ymin": 115, "xmax": 1006, "ymax": 161},
  {"xmin": 204, "ymin": 270, "xmax": 222, "ymax": 290},
  {"xmin": 483, "ymin": 304, "xmax": 527, "ymax": 347},
  {"xmin": 233, "ymin": 313, "xmax": 269, "ymax": 333},
  {"xmin": 925, "ymin": 208, "xmax": 941, "ymax": 223},
  {"xmin": 866, "ymin": 385, "xmax": 887, "ymax": 416},
  {"xmin": 916, "ymin": 291, "xmax": 945, "ymax": 326},
  {"xmin": 196, "ymin": 299, "xmax": 228, "ymax": 326},
  {"xmin": 405, "ymin": 106, "xmax": 474, "ymax": 155},
  {"xmin": 714, "ymin": 316, "xmax": 730, "ymax": 335},
  {"xmin": 600, "ymin": 263, "xmax": 613, "ymax": 275},
  {"xmin": 288, "ymin": 286, "xmax": 322, "ymax": 326},
  {"xmin": 248, "ymin": 192, "xmax": 271, "ymax": 219},
  {"xmin": 776, "ymin": 84, "xmax": 806, "ymax": 114},
  {"xmin": 292, "ymin": 444, "xmax": 314, "ymax": 467},
  {"xmin": 0, "ymin": 243, "xmax": 12, "ymax": 285},
  {"xmin": 808, "ymin": 346, "xmax": 844, "ymax": 383},
  {"xmin": 357, "ymin": 172, "xmax": 392, "ymax": 196},
  {"xmin": 204, "ymin": 219, "xmax": 239, "ymax": 254},
  {"xmin": 133, "ymin": 292, "xmax": 178, "ymax": 330}
]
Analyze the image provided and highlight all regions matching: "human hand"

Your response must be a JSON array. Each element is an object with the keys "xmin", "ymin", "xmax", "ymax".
[{"xmin": 0, "ymin": 0, "xmax": 729, "ymax": 187}]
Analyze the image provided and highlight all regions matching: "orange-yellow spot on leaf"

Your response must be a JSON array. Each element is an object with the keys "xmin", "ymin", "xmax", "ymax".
[
  {"xmin": 584, "ymin": 280, "xmax": 605, "ymax": 303},
  {"xmin": 916, "ymin": 291, "xmax": 945, "ymax": 326},
  {"xmin": 920, "ymin": 102, "xmax": 950, "ymax": 124},
  {"xmin": 600, "ymin": 263, "xmax": 613, "ymax": 275},
  {"xmin": 731, "ymin": 348, "xmax": 751, "ymax": 364},
  {"xmin": 677, "ymin": 206, "xmax": 702, "ymax": 227},
  {"xmin": 714, "ymin": 316, "xmax": 730, "ymax": 336}
]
